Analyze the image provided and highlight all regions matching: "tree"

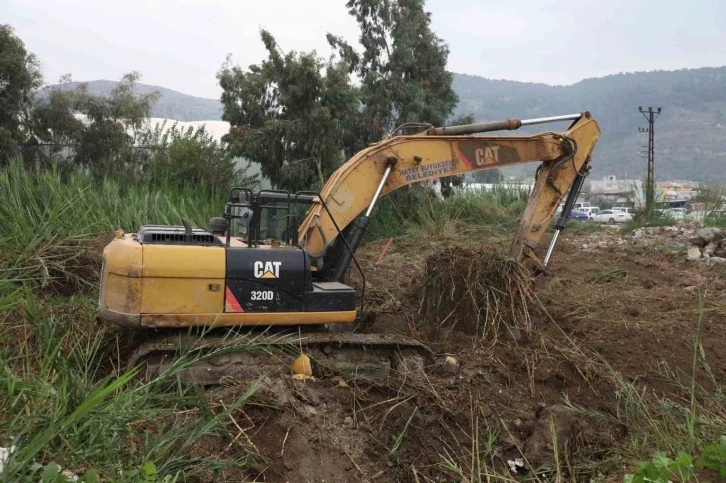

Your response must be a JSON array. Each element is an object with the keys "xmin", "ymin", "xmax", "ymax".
[
  {"xmin": 327, "ymin": 0, "xmax": 459, "ymax": 154},
  {"xmin": 31, "ymin": 72, "xmax": 159, "ymax": 175},
  {"xmin": 0, "ymin": 25, "xmax": 42, "ymax": 159},
  {"xmin": 217, "ymin": 31, "xmax": 360, "ymax": 192},
  {"xmin": 138, "ymin": 120, "xmax": 257, "ymax": 191}
]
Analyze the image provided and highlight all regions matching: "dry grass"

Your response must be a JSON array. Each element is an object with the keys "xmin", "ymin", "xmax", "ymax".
[{"xmin": 414, "ymin": 245, "xmax": 533, "ymax": 346}]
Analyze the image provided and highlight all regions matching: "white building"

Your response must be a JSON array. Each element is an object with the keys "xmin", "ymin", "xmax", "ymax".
[{"xmin": 588, "ymin": 175, "xmax": 643, "ymax": 203}]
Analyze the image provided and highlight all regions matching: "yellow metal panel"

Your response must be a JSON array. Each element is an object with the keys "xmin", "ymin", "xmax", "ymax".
[
  {"xmin": 139, "ymin": 310, "xmax": 357, "ymax": 328},
  {"xmin": 140, "ymin": 245, "xmax": 225, "ymax": 314},
  {"xmin": 100, "ymin": 236, "xmax": 143, "ymax": 318},
  {"xmin": 140, "ymin": 277, "xmax": 224, "ymax": 314},
  {"xmin": 141, "ymin": 245, "xmax": 225, "ymax": 278},
  {"xmin": 101, "ymin": 273, "xmax": 141, "ymax": 315},
  {"xmin": 103, "ymin": 235, "xmax": 142, "ymax": 277}
]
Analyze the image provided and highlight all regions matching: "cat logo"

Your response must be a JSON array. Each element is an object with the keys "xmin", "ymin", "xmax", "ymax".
[
  {"xmin": 474, "ymin": 145, "xmax": 500, "ymax": 166},
  {"xmin": 254, "ymin": 261, "xmax": 282, "ymax": 279}
]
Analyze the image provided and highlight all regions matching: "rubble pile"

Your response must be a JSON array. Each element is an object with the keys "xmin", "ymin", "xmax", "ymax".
[
  {"xmin": 631, "ymin": 224, "xmax": 698, "ymax": 245},
  {"xmin": 576, "ymin": 223, "xmax": 722, "ymax": 264},
  {"xmin": 578, "ymin": 224, "xmax": 697, "ymax": 252},
  {"xmin": 686, "ymin": 227, "xmax": 726, "ymax": 264},
  {"xmin": 579, "ymin": 229, "xmax": 629, "ymax": 252}
]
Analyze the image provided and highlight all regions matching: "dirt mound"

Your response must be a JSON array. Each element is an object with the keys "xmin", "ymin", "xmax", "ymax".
[{"xmin": 414, "ymin": 245, "xmax": 532, "ymax": 346}]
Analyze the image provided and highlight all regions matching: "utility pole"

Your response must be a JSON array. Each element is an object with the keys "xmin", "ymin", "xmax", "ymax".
[{"xmin": 638, "ymin": 106, "xmax": 661, "ymax": 218}]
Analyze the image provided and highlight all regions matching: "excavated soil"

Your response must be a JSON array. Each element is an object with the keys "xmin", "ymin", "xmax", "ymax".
[{"xmin": 198, "ymin": 229, "xmax": 726, "ymax": 483}]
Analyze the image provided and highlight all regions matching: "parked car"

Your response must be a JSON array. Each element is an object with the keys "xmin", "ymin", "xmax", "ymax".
[
  {"xmin": 569, "ymin": 210, "xmax": 590, "ymax": 222},
  {"xmin": 573, "ymin": 202, "xmax": 591, "ymax": 210},
  {"xmin": 612, "ymin": 206, "xmax": 633, "ymax": 214},
  {"xmin": 578, "ymin": 206, "xmax": 600, "ymax": 218},
  {"xmin": 591, "ymin": 209, "xmax": 633, "ymax": 224}
]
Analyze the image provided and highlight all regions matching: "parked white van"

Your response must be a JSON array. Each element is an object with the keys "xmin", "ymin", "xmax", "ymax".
[
  {"xmin": 612, "ymin": 207, "xmax": 633, "ymax": 214},
  {"xmin": 579, "ymin": 206, "xmax": 601, "ymax": 218}
]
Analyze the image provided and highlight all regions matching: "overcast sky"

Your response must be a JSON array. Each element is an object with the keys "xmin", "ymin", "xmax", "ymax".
[{"xmin": 4, "ymin": 0, "xmax": 724, "ymax": 99}]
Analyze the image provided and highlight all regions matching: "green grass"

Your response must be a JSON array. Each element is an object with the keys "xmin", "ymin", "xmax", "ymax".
[
  {"xmin": 0, "ymin": 159, "xmax": 224, "ymax": 290},
  {"xmin": 0, "ymin": 161, "xmax": 261, "ymax": 481},
  {"xmin": 0, "ymin": 284, "xmax": 262, "ymax": 482},
  {"xmin": 366, "ymin": 186, "xmax": 528, "ymax": 242}
]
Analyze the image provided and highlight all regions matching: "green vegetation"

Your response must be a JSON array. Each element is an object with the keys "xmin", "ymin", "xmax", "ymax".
[
  {"xmin": 624, "ymin": 438, "xmax": 726, "ymax": 483},
  {"xmin": 0, "ymin": 283, "xmax": 261, "ymax": 481},
  {"xmin": 218, "ymin": 0, "xmax": 461, "ymax": 192},
  {"xmin": 37, "ymin": 80, "xmax": 223, "ymax": 122},
  {"xmin": 0, "ymin": 160, "xmax": 264, "ymax": 481},
  {"xmin": 365, "ymin": 186, "xmax": 528, "ymax": 241},
  {"xmin": 0, "ymin": 25, "xmax": 42, "ymax": 159},
  {"xmin": 0, "ymin": 159, "xmax": 224, "ymax": 291}
]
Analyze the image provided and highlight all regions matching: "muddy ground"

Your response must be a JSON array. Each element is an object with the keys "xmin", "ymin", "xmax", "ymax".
[{"xmin": 193, "ymin": 229, "xmax": 726, "ymax": 483}]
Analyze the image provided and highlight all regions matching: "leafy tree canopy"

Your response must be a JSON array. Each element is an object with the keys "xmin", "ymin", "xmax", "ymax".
[
  {"xmin": 0, "ymin": 24, "xmax": 42, "ymax": 159},
  {"xmin": 217, "ymin": 30, "xmax": 360, "ymax": 192},
  {"xmin": 32, "ymin": 72, "xmax": 159, "ymax": 175},
  {"xmin": 219, "ymin": 0, "xmax": 461, "ymax": 192},
  {"xmin": 327, "ymin": 0, "xmax": 459, "ymax": 151}
]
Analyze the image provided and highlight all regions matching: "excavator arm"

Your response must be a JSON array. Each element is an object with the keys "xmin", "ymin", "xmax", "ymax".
[{"xmin": 298, "ymin": 112, "xmax": 600, "ymax": 276}]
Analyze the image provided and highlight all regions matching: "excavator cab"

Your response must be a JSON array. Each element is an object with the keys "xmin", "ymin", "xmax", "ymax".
[{"xmin": 224, "ymin": 189, "xmax": 317, "ymax": 248}]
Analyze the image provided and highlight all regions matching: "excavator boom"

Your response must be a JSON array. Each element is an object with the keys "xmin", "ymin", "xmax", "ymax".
[{"xmin": 298, "ymin": 112, "xmax": 600, "ymax": 269}]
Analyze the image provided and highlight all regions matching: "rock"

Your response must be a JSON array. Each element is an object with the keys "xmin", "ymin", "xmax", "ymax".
[
  {"xmin": 704, "ymin": 242, "xmax": 717, "ymax": 257},
  {"xmin": 691, "ymin": 227, "xmax": 722, "ymax": 246},
  {"xmin": 687, "ymin": 245, "xmax": 702, "ymax": 261},
  {"xmin": 524, "ymin": 404, "xmax": 575, "ymax": 468},
  {"xmin": 0, "ymin": 445, "xmax": 15, "ymax": 475},
  {"xmin": 507, "ymin": 458, "xmax": 525, "ymax": 473},
  {"xmin": 633, "ymin": 229, "xmax": 644, "ymax": 240},
  {"xmin": 684, "ymin": 286, "xmax": 699, "ymax": 292},
  {"xmin": 707, "ymin": 257, "xmax": 726, "ymax": 265},
  {"xmin": 714, "ymin": 240, "xmax": 726, "ymax": 258},
  {"xmin": 344, "ymin": 416, "xmax": 354, "ymax": 426},
  {"xmin": 432, "ymin": 355, "xmax": 460, "ymax": 377}
]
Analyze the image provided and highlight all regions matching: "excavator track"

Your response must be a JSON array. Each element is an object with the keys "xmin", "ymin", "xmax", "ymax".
[{"xmin": 126, "ymin": 330, "xmax": 435, "ymax": 385}]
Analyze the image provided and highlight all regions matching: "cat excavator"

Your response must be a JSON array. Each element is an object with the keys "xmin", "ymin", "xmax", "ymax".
[{"xmin": 99, "ymin": 112, "xmax": 600, "ymax": 383}]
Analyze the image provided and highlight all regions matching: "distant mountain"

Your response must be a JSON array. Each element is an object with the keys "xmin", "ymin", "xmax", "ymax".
[
  {"xmin": 38, "ymin": 79, "xmax": 222, "ymax": 122},
  {"xmin": 452, "ymin": 67, "xmax": 726, "ymax": 183},
  {"xmin": 42, "ymin": 67, "xmax": 726, "ymax": 181}
]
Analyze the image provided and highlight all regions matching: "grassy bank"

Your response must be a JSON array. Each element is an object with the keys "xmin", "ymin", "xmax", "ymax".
[
  {"xmin": 0, "ymin": 162, "xmax": 256, "ymax": 481},
  {"xmin": 366, "ymin": 185, "xmax": 529, "ymax": 242},
  {"xmin": 0, "ymin": 160, "xmax": 225, "ymax": 291}
]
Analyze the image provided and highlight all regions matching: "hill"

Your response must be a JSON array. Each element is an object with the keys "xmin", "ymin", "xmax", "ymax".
[
  {"xmin": 452, "ymin": 68, "xmax": 726, "ymax": 182},
  {"xmin": 38, "ymin": 79, "xmax": 222, "ymax": 122},
  {"xmin": 42, "ymin": 67, "xmax": 726, "ymax": 182}
]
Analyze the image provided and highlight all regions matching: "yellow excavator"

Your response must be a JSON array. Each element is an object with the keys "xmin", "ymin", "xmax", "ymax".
[{"xmin": 99, "ymin": 112, "xmax": 600, "ymax": 383}]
